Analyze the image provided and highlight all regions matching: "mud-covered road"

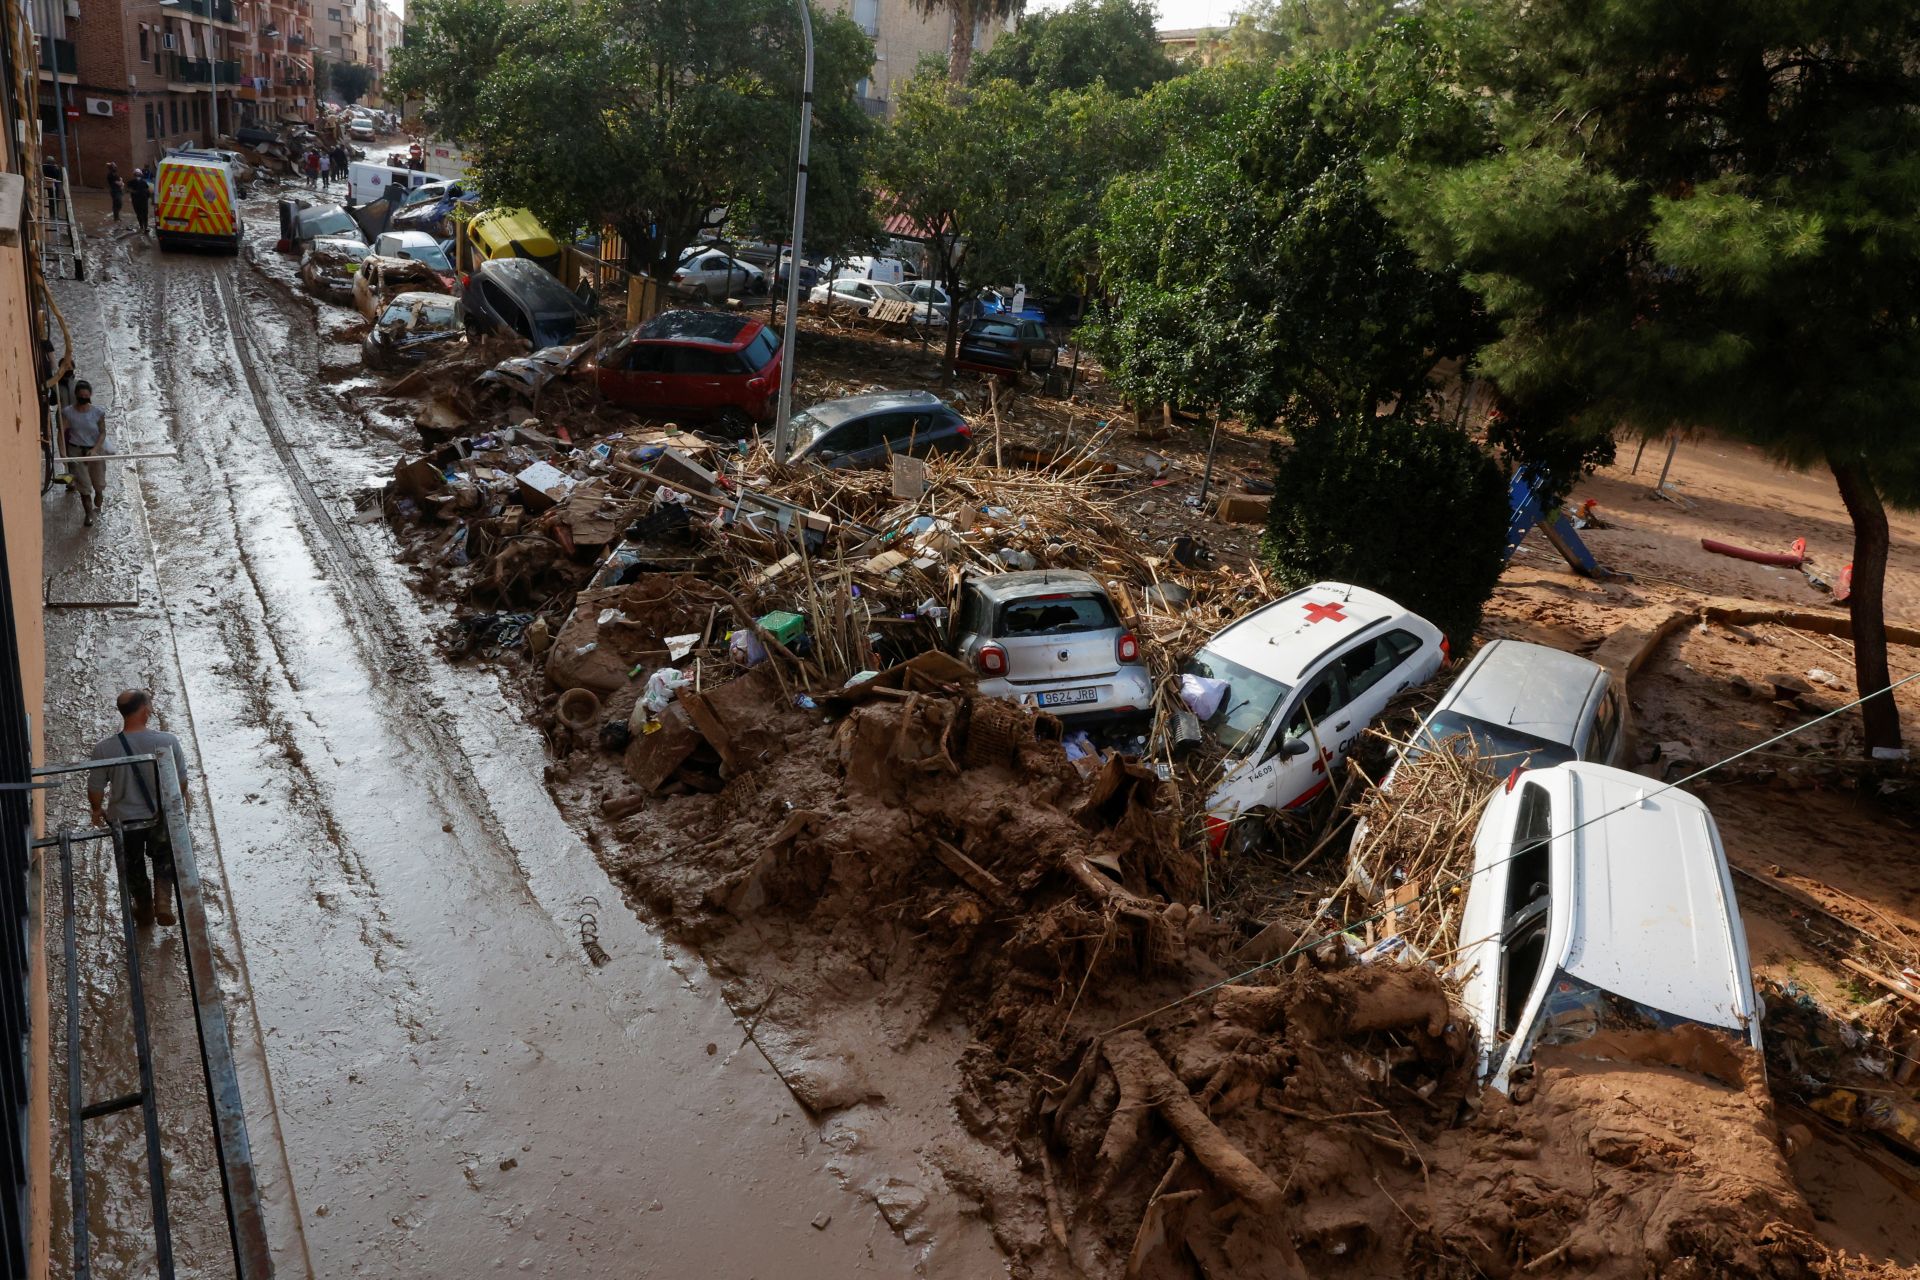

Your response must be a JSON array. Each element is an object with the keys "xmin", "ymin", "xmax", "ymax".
[{"xmin": 40, "ymin": 191, "xmax": 999, "ymax": 1277}]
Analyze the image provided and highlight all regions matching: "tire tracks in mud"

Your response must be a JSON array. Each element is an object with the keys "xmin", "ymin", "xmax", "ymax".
[
  {"xmin": 138, "ymin": 260, "xmax": 425, "ymax": 1035},
  {"xmin": 206, "ymin": 263, "xmax": 540, "ymax": 902}
]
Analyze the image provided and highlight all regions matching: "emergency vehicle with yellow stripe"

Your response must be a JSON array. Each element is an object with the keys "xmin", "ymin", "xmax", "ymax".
[{"xmin": 154, "ymin": 154, "xmax": 243, "ymax": 254}]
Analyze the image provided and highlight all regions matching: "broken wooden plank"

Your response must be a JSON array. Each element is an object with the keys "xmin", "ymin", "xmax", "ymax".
[
  {"xmin": 677, "ymin": 689, "xmax": 743, "ymax": 775},
  {"xmin": 930, "ymin": 838, "xmax": 1010, "ymax": 907}
]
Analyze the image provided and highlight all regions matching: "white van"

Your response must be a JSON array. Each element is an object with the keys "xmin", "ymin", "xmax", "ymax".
[
  {"xmin": 348, "ymin": 160, "xmax": 449, "ymax": 209},
  {"xmin": 833, "ymin": 254, "xmax": 907, "ymax": 285},
  {"xmin": 1181, "ymin": 583, "xmax": 1447, "ymax": 849},
  {"xmin": 1454, "ymin": 761, "xmax": 1762, "ymax": 1094}
]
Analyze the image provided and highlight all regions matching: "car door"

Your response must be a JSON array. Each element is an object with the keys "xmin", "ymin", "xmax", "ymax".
[
  {"xmin": 1266, "ymin": 664, "xmax": 1353, "ymax": 809},
  {"xmin": 1019, "ymin": 321, "xmax": 1054, "ymax": 368},
  {"xmin": 615, "ymin": 343, "xmax": 670, "ymax": 407},
  {"xmin": 1332, "ymin": 629, "xmax": 1427, "ymax": 757},
  {"xmin": 670, "ymin": 346, "xmax": 731, "ymax": 411}
]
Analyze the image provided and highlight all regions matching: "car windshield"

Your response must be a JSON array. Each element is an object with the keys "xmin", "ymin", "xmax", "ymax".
[
  {"xmin": 786, "ymin": 409, "xmax": 828, "ymax": 453},
  {"xmin": 995, "ymin": 594, "xmax": 1116, "ymax": 637},
  {"xmin": 976, "ymin": 320, "xmax": 1018, "ymax": 339},
  {"xmin": 382, "ymin": 298, "xmax": 459, "ymax": 330},
  {"xmin": 400, "ymin": 242, "xmax": 453, "ymax": 272},
  {"xmin": 312, "ymin": 238, "xmax": 368, "ymax": 259},
  {"xmin": 869, "ymin": 281, "xmax": 910, "ymax": 302},
  {"xmin": 1409, "ymin": 710, "xmax": 1576, "ymax": 770},
  {"xmin": 304, "ymin": 207, "xmax": 359, "ymax": 238},
  {"xmin": 1181, "ymin": 651, "xmax": 1292, "ymax": 756},
  {"xmin": 1516, "ymin": 968, "xmax": 1702, "ymax": 1070}
]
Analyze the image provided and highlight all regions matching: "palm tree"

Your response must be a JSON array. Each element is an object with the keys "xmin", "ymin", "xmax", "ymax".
[{"xmin": 912, "ymin": 0, "xmax": 1025, "ymax": 85}]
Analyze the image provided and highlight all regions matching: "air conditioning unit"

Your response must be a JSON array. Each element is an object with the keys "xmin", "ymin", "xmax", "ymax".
[
  {"xmin": 84, "ymin": 97, "xmax": 112, "ymax": 117},
  {"xmin": 64, "ymin": 0, "xmax": 78, "ymax": 17}
]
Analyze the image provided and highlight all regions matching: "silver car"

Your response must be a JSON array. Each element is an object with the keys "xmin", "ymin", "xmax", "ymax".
[
  {"xmin": 949, "ymin": 571, "xmax": 1153, "ymax": 723},
  {"xmin": 1408, "ymin": 638, "xmax": 1629, "ymax": 769}
]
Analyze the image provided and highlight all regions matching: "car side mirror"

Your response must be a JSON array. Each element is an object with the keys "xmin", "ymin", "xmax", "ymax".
[{"xmin": 1280, "ymin": 736, "xmax": 1312, "ymax": 758}]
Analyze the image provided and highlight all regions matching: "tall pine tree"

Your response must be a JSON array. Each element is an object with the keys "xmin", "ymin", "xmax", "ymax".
[{"xmin": 1384, "ymin": 0, "xmax": 1920, "ymax": 755}]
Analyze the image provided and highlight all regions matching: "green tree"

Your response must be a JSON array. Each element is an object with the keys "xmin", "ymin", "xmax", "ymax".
[
  {"xmin": 911, "ymin": 0, "xmax": 1025, "ymax": 85},
  {"xmin": 1213, "ymin": 0, "xmax": 1411, "ymax": 64},
  {"xmin": 328, "ymin": 60, "xmax": 375, "ymax": 105},
  {"xmin": 398, "ymin": 0, "xmax": 877, "ymax": 285},
  {"xmin": 388, "ymin": 0, "xmax": 551, "ymax": 140},
  {"xmin": 970, "ymin": 0, "xmax": 1175, "ymax": 96},
  {"xmin": 1266, "ymin": 410, "xmax": 1511, "ymax": 645},
  {"xmin": 313, "ymin": 54, "xmax": 329, "ymax": 100},
  {"xmin": 1085, "ymin": 32, "xmax": 1486, "ymax": 427},
  {"xmin": 1383, "ymin": 0, "xmax": 1920, "ymax": 755},
  {"xmin": 873, "ymin": 72, "xmax": 1051, "ymax": 370}
]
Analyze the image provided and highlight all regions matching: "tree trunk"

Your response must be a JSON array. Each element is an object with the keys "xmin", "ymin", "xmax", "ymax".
[
  {"xmin": 1827, "ymin": 452, "xmax": 1904, "ymax": 757},
  {"xmin": 947, "ymin": 0, "xmax": 976, "ymax": 84}
]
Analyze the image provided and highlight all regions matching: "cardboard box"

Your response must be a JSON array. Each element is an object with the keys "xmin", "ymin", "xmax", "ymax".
[{"xmin": 1213, "ymin": 492, "xmax": 1271, "ymax": 525}]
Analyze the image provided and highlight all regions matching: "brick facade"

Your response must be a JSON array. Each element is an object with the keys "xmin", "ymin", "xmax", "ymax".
[{"xmin": 33, "ymin": 0, "xmax": 316, "ymax": 188}]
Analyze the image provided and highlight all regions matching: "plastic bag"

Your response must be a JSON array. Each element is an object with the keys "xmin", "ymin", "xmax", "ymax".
[{"xmin": 1179, "ymin": 673, "xmax": 1228, "ymax": 721}]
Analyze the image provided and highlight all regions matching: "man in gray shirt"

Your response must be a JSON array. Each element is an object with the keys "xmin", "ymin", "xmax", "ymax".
[
  {"xmin": 60, "ymin": 380, "xmax": 108, "ymax": 527},
  {"xmin": 88, "ymin": 689, "xmax": 191, "ymax": 927}
]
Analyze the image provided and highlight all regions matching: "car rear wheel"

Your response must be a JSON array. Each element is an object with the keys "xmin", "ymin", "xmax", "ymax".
[{"xmin": 714, "ymin": 408, "xmax": 752, "ymax": 439}]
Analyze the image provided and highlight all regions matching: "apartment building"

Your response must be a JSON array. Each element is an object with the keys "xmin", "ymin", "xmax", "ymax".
[
  {"xmin": 831, "ymin": 0, "xmax": 1005, "ymax": 115},
  {"xmin": 316, "ymin": 0, "xmax": 362, "ymax": 70},
  {"xmin": 364, "ymin": 0, "xmax": 398, "ymax": 107},
  {"xmin": 29, "ymin": 0, "xmax": 315, "ymax": 185}
]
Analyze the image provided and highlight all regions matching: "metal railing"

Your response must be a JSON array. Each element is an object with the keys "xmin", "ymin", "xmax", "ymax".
[
  {"xmin": 0, "ymin": 483, "xmax": 39, "ymax": 1279},
  {"xmin": 32, "ymin": 753, "xmax": 273, "ymax": 1280},
  {"xmin": 161, "ymin": 54, "xmax": 242, "ymax": 84},
  {"xmin": 173, "ymin": 0, "xmax": 239, "ymax": 22},
  {"xmin": 37, "ymin": 37, "xmax": 76, "ymax": 74}
]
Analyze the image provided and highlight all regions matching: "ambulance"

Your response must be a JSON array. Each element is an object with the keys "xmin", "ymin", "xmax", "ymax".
[{"xmin": 153, "ymin": 153, "xmax": 243, "ymax": 253}]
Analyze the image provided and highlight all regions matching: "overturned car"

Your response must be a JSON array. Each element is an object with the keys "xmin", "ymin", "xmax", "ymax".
[{"xmin": 353, "ymin": 254, "xmax": 454, "ymax": 323}]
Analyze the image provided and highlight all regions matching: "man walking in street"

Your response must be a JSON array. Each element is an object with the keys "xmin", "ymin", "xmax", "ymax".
[
  {"xmin": 88, "ymin": 689, "xmax": 191, "ymax": 927},
  {"xmin": 60, "ymin": 379, "xmax": 108, "ymax": 527},
  {"xmin": 128, "ymin": 168, "xmax": 151, "ymax": 236},
  {"xmin": 106, "ymin": 162, "xmax": 124, "ymax": 223}
]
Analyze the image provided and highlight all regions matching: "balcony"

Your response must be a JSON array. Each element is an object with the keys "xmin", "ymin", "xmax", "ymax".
[
  {"xmin": 161, "ymin": 54, "xmax": 242, "ymax": 85},
  {"xmin": 171, "ymin": 0, "xmax": 241, "ymax": 23},
  {"xmin": 288, "ymin": 32, "xmax": 305, "ymax": 46},
  {"xmin": 856, "ymin": 95, "xmax": 887, "ymax": 118},
  {"xmin": 37, "ymin": 37, "xmax": 76, "ymax": 75}
]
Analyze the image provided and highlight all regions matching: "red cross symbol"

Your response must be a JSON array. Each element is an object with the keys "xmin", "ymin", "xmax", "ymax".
[{"xmin": 1303, "ymin": 601, "xmax": 1347, "ymax": 624}]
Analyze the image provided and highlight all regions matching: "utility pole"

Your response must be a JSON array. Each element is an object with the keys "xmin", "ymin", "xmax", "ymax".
[{"xmin": 770, "ymin": 0, "xmax": 812, "ymax": 463}]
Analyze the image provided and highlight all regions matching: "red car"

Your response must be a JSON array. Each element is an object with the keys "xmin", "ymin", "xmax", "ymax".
[{"xmin": 595, "ymin": 309, "xmax": 783, "ymax": 431}]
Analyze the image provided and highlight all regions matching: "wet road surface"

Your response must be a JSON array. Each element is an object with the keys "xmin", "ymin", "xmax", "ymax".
[{"xmin": 41, "ymin": 194, "xmax": 1001, "ymax": 1277}]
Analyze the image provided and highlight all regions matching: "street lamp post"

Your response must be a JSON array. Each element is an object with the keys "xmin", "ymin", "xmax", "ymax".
[{"xmin": 769, "ymin": 0, "xmax": 813, "ymax": 463}]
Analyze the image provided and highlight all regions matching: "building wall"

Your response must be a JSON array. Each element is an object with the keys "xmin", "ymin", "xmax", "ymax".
[
  {"xmin": 0, "ymin": 228, "xmax": 49, "ymax": 1280},
  {"xmin": 828, "ymin": 0, "xmax": 1005, "ymax": 114}
]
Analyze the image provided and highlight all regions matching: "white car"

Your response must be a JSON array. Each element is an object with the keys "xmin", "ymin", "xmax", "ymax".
[
  {"xmin": 1182, "ymin": 583, "xmax": 1447, "ymax": 849},
  {"xmin": 370, "ymin": 230, "xmax": 455, "ymax": 279},
  {"xmin": 1455, "ymin": 761, "xmax": 1762, "ymax": 1094},
  {"xmin": 349, "ymin": 117, "xmax": 376, "ymax": 142},
  {"xmin": 948, "ymin": 571, "xmax": 1153, "ymax": 724},
  {"xmin": 901, "ymin": 280, "xmax": 953, "ymax": 318},
  {"xmin": 808, "ymin": 278, "xmax": 939, "ymax": 323},
  {"xmin": 672, "ymin": 249, "xmax": 764, "ymax": 301}
]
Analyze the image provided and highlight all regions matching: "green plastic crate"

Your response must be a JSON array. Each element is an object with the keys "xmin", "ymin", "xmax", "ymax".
[{"xmin": 757, "ymin": 610, "xmax": 807, "ymax": 646}]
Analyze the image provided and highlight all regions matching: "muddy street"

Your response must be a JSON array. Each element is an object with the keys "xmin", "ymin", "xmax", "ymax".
[{"xmin": 40, "ymin": 195, "xmax": 1002, "ymax": 1278}]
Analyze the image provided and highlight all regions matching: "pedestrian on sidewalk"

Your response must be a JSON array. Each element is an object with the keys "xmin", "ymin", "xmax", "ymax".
[
  {"xmin": 128, "ymin": 168, "xmax": 151, "ymax": 236},
  {"xmin": 60, "ymin": 380, "xmax": 109, "ymax": 527},
  {"xmin": 106, "ymin": 162, "xmax": 125, "ymax": 223},
  {"xmin": 87, "ymin": 689, "xmax": 191, "ymax": 928}
]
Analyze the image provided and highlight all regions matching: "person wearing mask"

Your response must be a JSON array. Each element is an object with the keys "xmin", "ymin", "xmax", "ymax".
[
  {"xmin": 128, "ymin": 168, "xmax": 152, "ymax": 236},
  {"xmin": 106, "ymin": 162, "xmax": 125, "ymax": 223},
  {"xmin": 88, "ymin": 689, "xmax": 191, "ymax": 927},
  {"xmin": 60, "ymin": 379, "xmax": 109, "ymax": 527}
]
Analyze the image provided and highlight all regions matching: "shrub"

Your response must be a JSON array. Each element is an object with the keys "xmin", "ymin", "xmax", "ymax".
[{"xmin": 1263, "ymin": 411, "xmax": 1511, "ymax": 645}]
